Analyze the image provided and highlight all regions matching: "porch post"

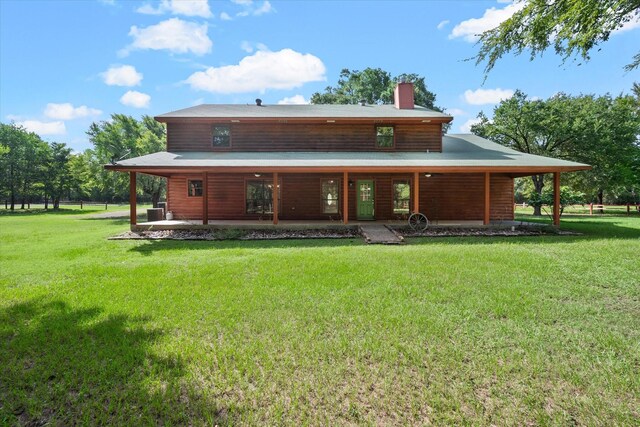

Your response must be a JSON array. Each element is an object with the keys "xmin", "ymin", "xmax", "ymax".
[
  {"xmin": 202, "ymin": 172, "xmax": 208, "ymax": 225},
  {"xmin": 129, "ymin": 171, "xmax": 136, "ymax": 227},
  {"xmin": 273, "ymin": 172, "xmax": 279, "ymax": 225},
  {"xmin": 343, "ymin": 171, "xmax": 349, "ymax": 224},
  {"xmin": 484, "ymin": 172, "xmax": 491, "ymax": 225},
  {"xmin": 553, "ymin": 172, "xmax": 560, "ymax": 226},
  {"xmin": 413, "ymin": 172, "xmax": 420, "ymax": 213}
]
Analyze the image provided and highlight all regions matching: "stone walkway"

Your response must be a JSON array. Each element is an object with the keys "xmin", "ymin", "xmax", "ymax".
[{"xmin": 359, "ymin": 224, "xmax": 404, "ymax": 244}]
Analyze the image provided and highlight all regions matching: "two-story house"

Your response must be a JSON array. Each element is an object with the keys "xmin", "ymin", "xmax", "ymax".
[{"xmin": 106, "ymin": 83, "xmax": 590, "ymax": 230}]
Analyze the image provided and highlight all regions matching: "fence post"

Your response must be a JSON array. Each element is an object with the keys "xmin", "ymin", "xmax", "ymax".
[
  {"xmin": 628, "ymin": 204, "xmax": 631, "ymax": 215},
  {"xmin": 80, "ymin": 200, "xmax": 83, "ymax": 209},
  {"xmin": 589, "ymin": 203, "xmax": 593, "ymax": 215},
  {"xmin": 105, "ymin": 202, "xmax": 108, "ymax": 210},
  {"xmin": 4, "ymin": 200, "xmax": 6, "ymax": 209}
]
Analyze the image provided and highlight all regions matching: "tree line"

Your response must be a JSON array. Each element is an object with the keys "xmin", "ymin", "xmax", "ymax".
[{"xmin": 0, "ymin": 114, "xmax": 166, "ymax": 210}]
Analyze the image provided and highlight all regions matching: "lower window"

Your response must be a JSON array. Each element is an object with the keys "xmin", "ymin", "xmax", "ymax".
[
  {"xmin": 188, "ymin": 180, "xmax": 203, "ymax": 197},
  {"xmin": 322, "ymin": 179, "xmax": 340, "ymax": 214},
  {"xmin": 393, "ymin": 181, "xmax": 410, "ymax": 214},
  {"xmin": 246, "ymin": 180, "xmax": 280, "ymax": 214}
]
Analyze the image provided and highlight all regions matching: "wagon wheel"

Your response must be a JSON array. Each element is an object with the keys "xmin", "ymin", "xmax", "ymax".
[{"xmin": 408, "ymin": 212, "xmax": 429, "ymax": 231}]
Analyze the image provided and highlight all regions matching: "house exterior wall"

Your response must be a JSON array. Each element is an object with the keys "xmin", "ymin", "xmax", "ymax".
[
  {"xmin": 166, "ymin": 122, "xmax": 443, "ymax": 152},
  {"xmin": 166, "ymin": 173, "xmax": 514, "ymax": 222}
]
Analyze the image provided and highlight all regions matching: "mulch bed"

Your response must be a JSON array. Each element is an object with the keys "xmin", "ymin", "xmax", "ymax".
[
  {"xmin": 392, "ymin": 226, "xmax": 581, "ymax": 238},
  {"xmin": 109, "ymin": 228, "xmax": 360, "ymax": 241},
  {"xmin": 110, "ymin": 226, "xmax": 580, "ymax": 241}
]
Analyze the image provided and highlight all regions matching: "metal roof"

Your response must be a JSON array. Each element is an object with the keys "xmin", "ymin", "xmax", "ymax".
[
  {"xmin": 110, "ymin": 134, "xmax": 589, "ymax": 171},
  {"xmin": 155, "ymin": 103, "xmax": 452, "ymax": 120}
]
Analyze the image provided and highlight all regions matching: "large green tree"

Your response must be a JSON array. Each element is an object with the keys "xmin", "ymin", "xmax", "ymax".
[
  {"xmin": 471, "ymin": 90, "xmax": 640, "ymax": 214},
  {"xmin": 310, "ymin": 68, "xmax": 442, "ymax": 111},
  {"xmin": 87, "ymin": 114, "xmax": 166, "ymax": 207},
  {"xmin": 0, "ymin": 123, "xmax": 50, "ymax": 210},
  {"xmin": 475, "ymin": 0, "xmax": 640, "ymax": 75}
]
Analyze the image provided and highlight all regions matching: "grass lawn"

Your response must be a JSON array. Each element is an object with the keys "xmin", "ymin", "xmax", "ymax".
[{"xmin": 1, "ymin": 208, "xmax": 638, "ymax": 425}]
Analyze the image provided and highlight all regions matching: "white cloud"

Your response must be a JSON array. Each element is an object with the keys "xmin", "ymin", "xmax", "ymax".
[
  {"xmin": 449, "ymin": 2, "xmax": 525, "ymax": 42},
  {"xmin": 186, "ymin": 48, "xmax": 326, "ymax": 94},
  {"xmin": 446, "ymin": 108, "xmax": 467, "ymax": 116},
  {"xmin": 437, "ymin": 20, "xmax": 449, "ymax": 30},
  {"xmin": 240, "ymin": 40, "xmax": 253, "ymax": 53},
  {"xmin": 220, "ymin": 12, "xmax": 232, "ymax": 20},
  {"xmin": 44, "ymin": 103, "xmax": 102, "ymax": 120},
  {"xmin": 100, "ymin": 65, "xmax": 143, "ymax": 86},
  {"xmin": 463, "ymin": 88, "xmax": 514, "ymax": 105},
  {"xmin": 232, "ymin": 0, "xmax": 273, "ymax": 17},
  {"xmin": 123, "ymin": 18, "xmax": 212, "ymax": 56},
  {"xmin": 459, "ymin": 118, "xmax": 481, "ymax": 133},
  {"xmin": 277, "ymin": 95, "xmax": 309, "ymax": 105},
  {"xmin": 16, "ymin": 120, "xmax": 66, "ymax": 135},
  {"xmin": 120, "ymin": 91, "xmax": 151, "ymax": 108},
  {"xmin": 136, "ymin": 0, "xmax": 212, "ymax": 18}
]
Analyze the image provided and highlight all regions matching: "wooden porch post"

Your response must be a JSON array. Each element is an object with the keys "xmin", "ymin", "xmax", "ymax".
[
  {"xmin": 413, "ymin": 172, "xmax": 420, "ymax": 213},
  {"xmin": 484, "ymin": 172, "xmax": 491, "ymax": 225},
  {"xmin": 343, "ymin": 171, "xmax": 349, "ymax": 224},
  {"xmin": 553, "ymin": 172, "xmax": 560, "ymax": 227},
  {"xmin": 273, "ymin": 172, "xmax": 279, "ymax": 225},
  {"xmin": 202, "ymin": 172, "xmax": 208, "ymax": 225},
  {"xmin": 129, "ymin": 171, "xmax": 136, "ymax": 227}
]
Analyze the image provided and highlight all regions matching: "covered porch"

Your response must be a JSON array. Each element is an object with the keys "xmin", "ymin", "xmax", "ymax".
[{"xmin": 125, "ymin": 168, "xmax": 564, "ymax": 230}]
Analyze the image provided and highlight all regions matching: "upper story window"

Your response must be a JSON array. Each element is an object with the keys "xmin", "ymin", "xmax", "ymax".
[
  {"xmin": 188, "ymin": 180, "xmax": 203, "ymax": 197},
  {"xmin": 212, "ymin": 125, "xmax": 231, "ymax": 148},
  {"xmin": 376, "ymin": 126, "xmax": 394, "ymax": 148}
]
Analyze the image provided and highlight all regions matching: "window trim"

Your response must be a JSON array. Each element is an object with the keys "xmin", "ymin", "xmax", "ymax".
[
  {"xmin": 211, "ymin": 124, "xmax": 232, "ymax": 149},
  {"xmin": 375, "ymin": 125, "xmax": 395, "ymax": 149},
  {"xmin": 187, "ymin": 179, "xmax": 203, "ymax": 198},
  {"xmin": 392, "ymin": 179, "xmax": 411, "ymax": 215},
  {"xmin": 321, "ymin": 178, "xmax": 341, "ymax": 215}
]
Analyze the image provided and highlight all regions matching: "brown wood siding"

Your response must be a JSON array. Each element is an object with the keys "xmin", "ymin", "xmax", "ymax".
[
  {"xmin": 167, "ymin": 172, "xmax": 513, "ymax": 221},
  {"xmin": 490, "ymin": 175, "xmax": 515, "ymax": 221},
  {"xmin": 419, "ymin": 173, "xmax": 513, "ymax": 221},
  {"xmin": 167, "ymin": 175, "xmax": 205, "ymax": 220},
  {"xmin": 167, "ymin": 122, "xmax": 442, "ymax": 152}
]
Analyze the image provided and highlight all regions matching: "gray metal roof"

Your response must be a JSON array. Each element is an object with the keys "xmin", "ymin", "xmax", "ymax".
[
  {"xmin": 111, "ymin": 134, "xmax": 589, "ymax": 170},
  {"xmin": 156, "ymin": 103, "xmax": 452, "ymax": 120}
]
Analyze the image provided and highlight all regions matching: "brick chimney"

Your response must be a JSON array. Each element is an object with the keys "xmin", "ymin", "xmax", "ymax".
[{"xmin": 394, "ymin": 82, "xmax": 414, "ymax": 109}]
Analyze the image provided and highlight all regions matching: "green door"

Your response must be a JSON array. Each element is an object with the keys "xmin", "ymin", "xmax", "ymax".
[{"xmin": 357, "ymin": 180, "xmax": 375, "ymax": 220}]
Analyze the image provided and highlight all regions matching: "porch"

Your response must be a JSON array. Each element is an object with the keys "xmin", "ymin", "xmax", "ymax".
[{"xmin": 132, "ymin": 218, "xmax": 530, "ymax": 231}]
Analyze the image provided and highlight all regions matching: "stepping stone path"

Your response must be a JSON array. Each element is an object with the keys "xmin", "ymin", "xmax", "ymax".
[{"xmin": 359, "ymin": 224, "xmax": 404, "ymax": 244}]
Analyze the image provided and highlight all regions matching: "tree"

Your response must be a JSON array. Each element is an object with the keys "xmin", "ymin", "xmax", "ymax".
[
  {"xmin": 42, "ymin": 143, "xmax": 74, "ymax": 209},
  {"xmin": 472, "ymin": 90, "xmax": 640, "ymax": 215},
  {"xmin": 310, "ymin": 68, "xmax": 442, "ymax": 111},
  {"xmin": 0, "ymin": 123, "xmax": 49, "ymax": 210},
  {"xmin": 87, "ymin": 114, "xmax": 166, "ymax": 207},
  {"xmin": 475, "ymin": 0, "xmax": 640, "ymax": 75},
  {"xmin": 471, "ymin": 90, "xmax": 581, "ymax": 215}
]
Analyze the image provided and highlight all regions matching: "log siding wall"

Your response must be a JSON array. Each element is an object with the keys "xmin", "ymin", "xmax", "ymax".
[
  {"xmin": 167, "ymin": 122, "xmax": 442, "ymax": 152},
  {"xmin": 166, "ymin": 173, "xmax": 514, "ymax": 221}
]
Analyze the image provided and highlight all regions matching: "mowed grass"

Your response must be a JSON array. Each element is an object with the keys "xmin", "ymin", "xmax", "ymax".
[{"xmin": 0, "ymin": 209, "xmax": 638, "ymax": 425}]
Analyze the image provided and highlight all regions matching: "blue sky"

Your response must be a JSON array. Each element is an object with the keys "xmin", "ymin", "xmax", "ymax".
[{"xmin": 1, "ymin": 0, "xmax": 638, "ymax": 151}]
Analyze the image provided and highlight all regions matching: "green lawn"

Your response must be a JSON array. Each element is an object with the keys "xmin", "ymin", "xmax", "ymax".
[{"xmin": 1, "ymin": 210, "xmax": 638, "ymax": 425}]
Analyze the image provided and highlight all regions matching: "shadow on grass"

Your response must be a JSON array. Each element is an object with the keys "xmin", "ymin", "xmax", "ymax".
[{"xmin": 0, "ymin": 299, "xmax": 235, "ymax": 425}]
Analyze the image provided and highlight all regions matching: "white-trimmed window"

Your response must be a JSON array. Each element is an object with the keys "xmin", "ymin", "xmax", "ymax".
[{"xmin": 322, "ymin": 179, "xmax": 339, "ymax": 214}]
